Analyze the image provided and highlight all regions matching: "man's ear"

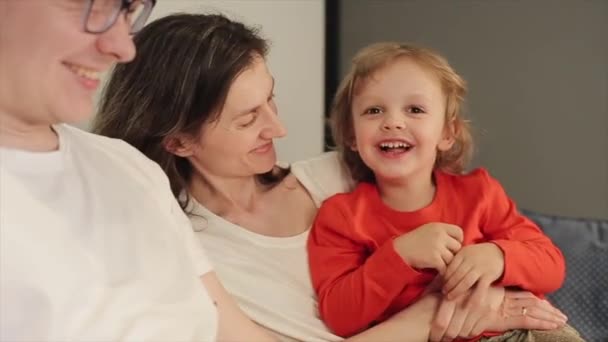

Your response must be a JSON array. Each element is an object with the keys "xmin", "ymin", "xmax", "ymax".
[
  {"xmin": 163, "ymin": 135, "xmax": 194, "ymax": 158},
  {"xmin": 438, "ymin": 120, "xmax": 456, "ymax": 152}
]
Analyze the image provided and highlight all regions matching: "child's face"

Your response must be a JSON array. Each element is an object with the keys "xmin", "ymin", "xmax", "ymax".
[{"xmin": 350, "ymin": 57, "xmax": 454, "ymax": 184}]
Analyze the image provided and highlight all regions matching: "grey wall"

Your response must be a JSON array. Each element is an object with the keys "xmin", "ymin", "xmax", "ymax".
[{"xmin": 338, "ymin": 0, "xmax": 608, "ymax": 220}]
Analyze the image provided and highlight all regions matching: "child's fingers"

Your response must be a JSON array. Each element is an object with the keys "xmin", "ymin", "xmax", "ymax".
[
  {"xmin": 434, "ymin": 254, "xmax": 448, "ymax": 275},
  {"xmin": 444, "ymin": 224, "xmax": 464, "ymax": 242},
  {"xmin": 445, "ymin": 237, "xmax": 462, "ymax": 254},
  {"xmin": 440, "ymin": 248, "xmax": 455, "ymax": 267},
  {"xmin": 446, "ymin": 271, "xmax": 479, "ymax": 300},
  {"xmin": 443, "ymin": 254, "xmax": 463, "ymax": 282},
  {"xmin": 443, "ymin": 262, "xmax": 471, "ymax": 294}
]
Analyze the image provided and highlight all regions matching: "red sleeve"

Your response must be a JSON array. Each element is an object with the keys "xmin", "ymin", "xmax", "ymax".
[
  {"xmin": 307, "ymin": 196, "xmax": 422, "ymax": 337},
  {"xmin": 479, "ymin": 169, "xmax": 565, "ymax": 294}
]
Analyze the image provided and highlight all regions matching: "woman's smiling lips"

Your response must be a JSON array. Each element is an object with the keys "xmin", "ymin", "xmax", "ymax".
[
  {"xmin": 64, "ymin": 62, "xmax": 101, "ymax": 90},
  {"xmin": 252, "ymin": 142, "xmax": 273, "ymax": 154}
]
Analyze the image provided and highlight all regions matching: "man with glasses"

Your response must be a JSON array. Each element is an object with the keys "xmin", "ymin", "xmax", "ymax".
[{"xmin": 0, "ymin": 1, "xmax": 274, "ymax": 341}]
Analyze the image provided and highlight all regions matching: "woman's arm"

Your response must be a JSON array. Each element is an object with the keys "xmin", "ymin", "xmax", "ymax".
[
  {"xmin": 200, "ymin": 272, "xmax": 278, "ymax": 342},
  {"xmin": 430, "ymin": 287, "xmax": 568, "ymax": 341},
  {"xmin": 345, "ymin": 293, "xmax": 440, "ymax": 342},
  {"xmin": 343, "ymin": 288, "xmax": 567, "ymax": 342}
]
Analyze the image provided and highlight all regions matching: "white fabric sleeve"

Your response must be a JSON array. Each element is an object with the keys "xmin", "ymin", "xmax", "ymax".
[
  {"xmin": 144, "ymin": 157, "xmax": 214, "ymax": 277},
  {"xmin": 290, "ymin": 151, "xmax": 355, "ymax": 208},
  {"xmin": 170, "ymin": 199, "xmax": 213, "ymax": 277}
]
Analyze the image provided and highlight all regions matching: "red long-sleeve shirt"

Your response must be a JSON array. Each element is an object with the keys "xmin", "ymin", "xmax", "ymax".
[{"xmin": 308, "ymin": 168, "xmax": 565, "ymax": 338}]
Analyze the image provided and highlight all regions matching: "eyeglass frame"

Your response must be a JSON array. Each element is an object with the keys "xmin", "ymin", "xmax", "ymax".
[{"xmin": 81, "ymin": 0, "xmax": 157, "ymax": 35}]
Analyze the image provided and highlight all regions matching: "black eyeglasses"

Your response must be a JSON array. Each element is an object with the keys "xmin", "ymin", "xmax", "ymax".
[{"xmin": 82, "ymin": 0, "xmax": 156, "ymax": 34}]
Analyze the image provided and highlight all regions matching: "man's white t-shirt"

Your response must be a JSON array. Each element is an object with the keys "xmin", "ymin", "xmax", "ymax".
[
  {"xmin": 189, "ymin": 152, "xmax": 353, "ymax": 342},
  {"xmin": 0, "ymin": 124, "xmax": 218, "ymax": 341}
]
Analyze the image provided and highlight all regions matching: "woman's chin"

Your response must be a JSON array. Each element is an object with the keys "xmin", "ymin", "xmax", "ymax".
[{"xmin": 258, "ymin": 163, "xmax": 277, "ymax": 175}]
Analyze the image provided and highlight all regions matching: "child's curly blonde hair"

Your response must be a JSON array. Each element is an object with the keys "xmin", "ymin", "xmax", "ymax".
[{"xmin": 330, "ymin": 42, "xmax": 473, "ymax": 183}]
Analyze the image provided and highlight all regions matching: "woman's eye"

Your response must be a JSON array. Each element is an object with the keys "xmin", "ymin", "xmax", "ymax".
[
  {"xmin": 237, "ymin": 113, "xmax": 258, "ymax": 128},
  {"xmin": 363, "ymin": 107, "xmax": 382, "ymax": 115}
]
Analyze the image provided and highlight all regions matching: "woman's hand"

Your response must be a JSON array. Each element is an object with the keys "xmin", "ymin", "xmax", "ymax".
[
  {"xmin": 429, "ymin": 287, "xmax": 568, "ymax": 341},
  {"xmin": 429, "ymin": 286, "xmax": 504, "ymax": 341},
  {"xmin": 485, "ymin": 290, "xmax": 568, "ymax": 332}
]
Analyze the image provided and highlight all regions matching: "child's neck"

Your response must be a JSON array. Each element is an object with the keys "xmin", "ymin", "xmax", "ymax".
[{"xmin": 376, "ymin": 172, "xmax": 436, "ymax": 212}]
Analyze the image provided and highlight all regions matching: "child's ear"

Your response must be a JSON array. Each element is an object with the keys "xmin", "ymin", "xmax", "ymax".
[
  {"xmin": 163, "ymin": 135, "xmax": 195, "ymax": 158},
  {"xmin": 438, "ymin": 120, "xmax": 456, "ymax": 151}
]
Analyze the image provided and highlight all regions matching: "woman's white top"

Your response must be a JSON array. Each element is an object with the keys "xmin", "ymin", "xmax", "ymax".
[
  {"xmin": 0, "ymin": 125, "xmax": 218, "ymax": 341},
  {"xmin": 189, "ymin": 152, "xmax": 353, "ymax": 342}
]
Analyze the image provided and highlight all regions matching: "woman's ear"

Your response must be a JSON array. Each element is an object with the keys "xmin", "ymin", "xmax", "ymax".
[
  {"xmin": 438, "ymin": 120, "xmax": 456, "ymax": 151},
  {"xmin": 348, "ymin": 135, "xmax": 358, "ymax": 151},
  {"xmin": 163, "ymin": 135, "xmax": 194, "ymax": 158}
]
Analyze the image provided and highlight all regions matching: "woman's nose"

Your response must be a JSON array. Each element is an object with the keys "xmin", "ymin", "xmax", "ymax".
[
  {"xmin": 96, "ymin": 14, "xmax": 137, "ymax": 63},
  {"xmin": 260, "ymin": 105, "xmax": 287, "ymax": 139}
]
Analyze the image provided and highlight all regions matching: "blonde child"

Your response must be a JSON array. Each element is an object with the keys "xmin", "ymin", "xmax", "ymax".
[{"xmin": 308, "ymin": 42, "xmax": 581, "ymax": 341}]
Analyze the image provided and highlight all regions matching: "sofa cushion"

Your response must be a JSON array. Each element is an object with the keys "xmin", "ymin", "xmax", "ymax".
[{"xmin": 522, "ymin": 210, "xmax": 608, "ymax": 342}]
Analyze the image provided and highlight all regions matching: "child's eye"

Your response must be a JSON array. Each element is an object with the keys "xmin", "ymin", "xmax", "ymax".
[
  {"xmin": 407, "ymin": 106, "xmax": 425, "ymax": 114},
  {"xmin": 363, "ymin": 107, "xmax": 383, "ymax": 115}
]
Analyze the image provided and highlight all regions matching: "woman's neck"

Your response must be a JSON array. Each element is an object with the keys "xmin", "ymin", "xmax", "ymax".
[
  {"xmin": 0, "ymin": 110, "xmax": 58, "ymax": 151},
  {"xmin": 189, "ymin": 169, "xmax": 316, "ymax": 238},
  {"xmin": 376, "ymin": 172, "xmax": 436, "ymax": 212},
  {"xmin": 188, "ymin": 171, "xmax": 265, "ymax": 217}
]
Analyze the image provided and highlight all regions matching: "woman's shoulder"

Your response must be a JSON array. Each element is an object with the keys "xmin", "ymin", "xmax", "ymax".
[
  {"xmin": 290, "ymin": 151, "xmax": 355, "ymax": 207},
  {"xmin": 60, "ymin": 124, "xmax": 160, "ymax": 168},
  {"xmin": 58, "ymin": 124, "xmax": 146, "ymax": 159},
  {"xmin": 57, "ymin": 124, "xmax": 172, "ymax": 194}
]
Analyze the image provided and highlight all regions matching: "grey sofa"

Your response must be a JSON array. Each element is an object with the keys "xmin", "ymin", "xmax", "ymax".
[{"xmin": 522, "ymin": 210, "xmax": 608, "ymax": 342}]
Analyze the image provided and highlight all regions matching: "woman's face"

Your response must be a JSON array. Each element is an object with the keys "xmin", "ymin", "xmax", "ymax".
[
  {"xmin": 183, "ymin": 56, "xmax": 287, "ymax": 180},
  {"xmin": 0, "ymin": 0, "xmax": 136, "ymax": 126}
]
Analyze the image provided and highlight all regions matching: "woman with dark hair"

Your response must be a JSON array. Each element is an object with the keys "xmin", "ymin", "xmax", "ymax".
[{"xmin": 94, "ymin": 13, "xmax": 567, "ymax": 341}]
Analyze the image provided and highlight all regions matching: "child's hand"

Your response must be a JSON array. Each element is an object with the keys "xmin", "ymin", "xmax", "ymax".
[
  {"xmin": 442, "ymin": 243, "xmax": 505, "ymax": 303},
  {"xmin": 393, "ymin": 223, "xmax": 463, "ymax": 274}
]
